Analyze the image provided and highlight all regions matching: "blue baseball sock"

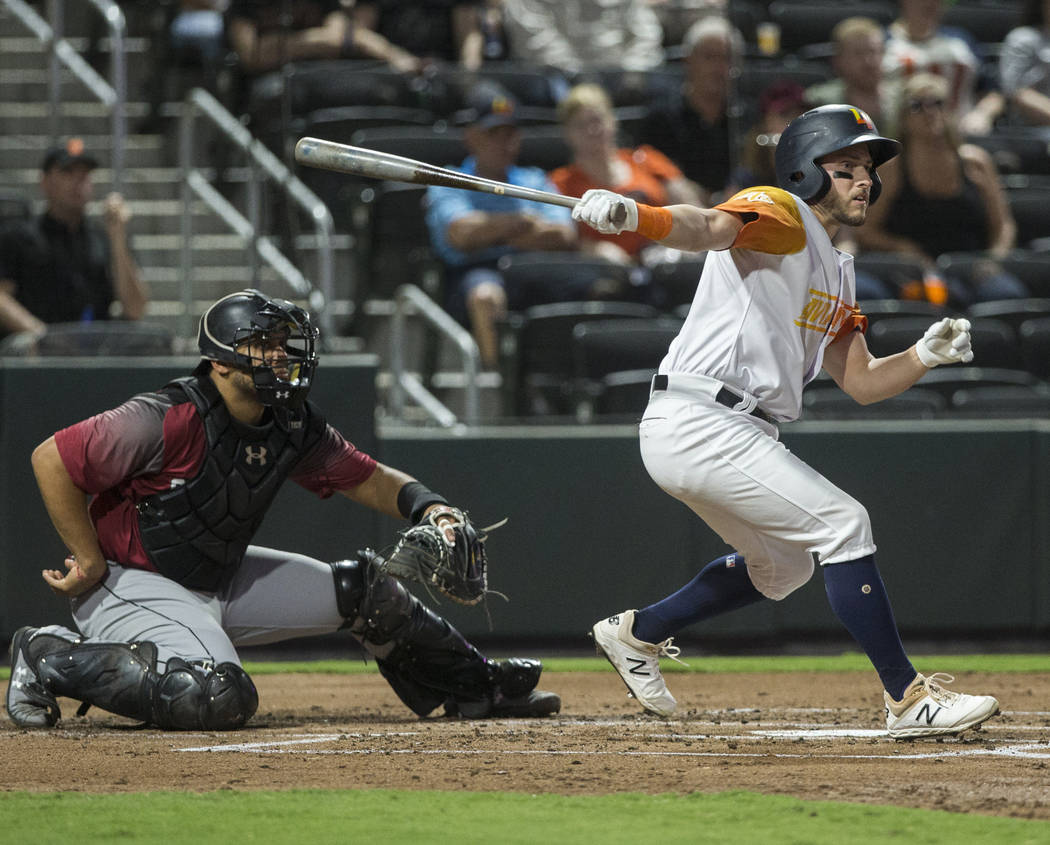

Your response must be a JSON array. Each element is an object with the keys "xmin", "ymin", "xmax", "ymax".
[
  {"xmin": 823, "ymin": 555, "xmax": 916, "ymax": 700},
  {"xmin": 632, "ymin": 554, "xmax": 766, "ymax": 644}
]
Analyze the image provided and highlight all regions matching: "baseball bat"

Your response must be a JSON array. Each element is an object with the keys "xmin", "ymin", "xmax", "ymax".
[{"xmin": 293, "ymin": 136, "xmax": 627, "ymax": 224}]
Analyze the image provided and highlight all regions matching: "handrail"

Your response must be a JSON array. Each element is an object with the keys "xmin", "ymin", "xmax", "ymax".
[
  {"xmin": 390, "ymin": 284, "xmax": 481, "ymax": 427},
  {"xmin": 178, "ymin": 87, "xmax": 336, "ymax": 344},
  {"xmin": 2, "ymin": 0, "xmax": 127, "ymax": 192}
]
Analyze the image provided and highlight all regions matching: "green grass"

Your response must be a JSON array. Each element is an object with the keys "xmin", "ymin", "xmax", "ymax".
[
  {"xmin": 4, "ymin": 652, "xmax": 1050, "ymax": 681},
  {"xmin": 0, "ymin": 789, "xmax": 1047, "ymax": 845}
]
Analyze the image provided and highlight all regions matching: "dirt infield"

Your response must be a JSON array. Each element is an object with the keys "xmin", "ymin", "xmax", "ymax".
[{"xmin": 4, "ymin": 671, "xmax": 1049, "ymax": 819}]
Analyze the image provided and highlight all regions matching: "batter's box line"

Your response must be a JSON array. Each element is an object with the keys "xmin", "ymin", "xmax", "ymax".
[{"xmin": 176, "ymin": 737, "xmax": 1050, "ymax": 760}]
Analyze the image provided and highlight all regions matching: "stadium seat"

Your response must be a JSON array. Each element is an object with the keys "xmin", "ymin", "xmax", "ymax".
[
  {"xmin": 949, "ymin": 384, "xmax": 1050, "ymax": 418},
  {"xmin": 0, "ymin": 190, "xmax": 31, "ymax": 228},
  {"xmin": 1019, "ymin": 317, "xmax": 1050, "ymax": 378},
  {"xmin": 966, "ymin": 129, "xmax": 1050, "ymax": 176},
  {"xmin": 967, "ymin": 298, "xmax": 1050, "ymax": 332},
  {"xmin": 572, "ymin": 317, "xmax": 683, "ymax": 381},
  {"xmin": 853, "ymin": 252, "xmax": 926, "ymax": 299},
  {"xmin": 915, "ymin": 366, "xmax": 1044, "ymax": 401},
  {"xmin": 858, "ymin": 299, "xmax": 949, "ymax": 331},
  {"xmin": 766, "ymin": 1, "xmax": 896, "ymax": 54},
  {"xmin": 300, "ymin": 105, "xmax": 437, "ymax": 145},
  {"xmin": 593, "ymin": 368, "xmax": 658, "ymax": 420},
  {"xmin": 938, "ymin": 250, "xmax": 1050, "ymax": 298},
  {"xmin": 511, "ymin": 298, "xmax": 660, "ymax": 415},
  {"xmin": 357, "ymin": 182, "xmax": 440, "ymax": 302},
  {"xmin": 516, "ymin": 125, "xmax": 573, "ymax": 171},
  {"xmin": 942, "ymin": 1, "xmax": 1024, "ymax": 47},
  {"xmin": 1005, "ymin": 185, "xmax": 1050, "ymax": 247},
  {"xmin": 0, "ymin": 322, "xmax": 175, "ymax": 356},
  {"xmin": 428, "ymin": 63, "xmax": 572, "ymax": 114},
  {"xmin": 647, "ymin": 256, "xmax": 706, "ymax": 310},
  {"xmin": 802, "ymin": 385, "xmax": 946, "ymax": 420},
  {"xmin": 349, "ymin": 125, "xmax": 467, "ymax": 170}
]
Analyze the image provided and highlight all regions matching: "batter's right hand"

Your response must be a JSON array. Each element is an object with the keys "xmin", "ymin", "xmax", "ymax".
[
  {"xmin": 915, "ymin": 318, "xmax": 973, "ymax": 368},
  {"xmin": 572, "ymin": 189, "xmax": 638, "ymax": 235},
  {"xmin": 43, "ymin": 554, "xmax": 106, "ymax": 597}
]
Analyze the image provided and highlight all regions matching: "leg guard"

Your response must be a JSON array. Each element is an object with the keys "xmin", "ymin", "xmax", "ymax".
[
  {"xmin": 339, "ymin": 550, "xmax": 558, "ymax": 718},
  {"xmin": 34, "ymin": 637, "xmax": 257, "ymax": 730}
]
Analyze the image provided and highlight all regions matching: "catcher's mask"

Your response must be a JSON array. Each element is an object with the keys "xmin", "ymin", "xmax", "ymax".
[
  {"xmin": 198, "ymin": 289, "xmax": 319, "ymax": 408},
  {"xmin": 774, "ymin": 104, "xmax": 900, "ymax": 205}
]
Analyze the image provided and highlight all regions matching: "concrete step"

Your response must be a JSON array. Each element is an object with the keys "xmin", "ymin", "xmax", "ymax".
[{"xmin": 0, "ymin": 132, "xmax": 170, "ymax": 170}]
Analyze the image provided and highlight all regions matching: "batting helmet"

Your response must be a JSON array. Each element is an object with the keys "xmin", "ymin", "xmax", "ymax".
[
  {"xmin": 774, "ymin": 104, "xmax": 900, "ymax": 205},
  {"xmin": 198, "ymin": 289, "xmax": 318, "ymax": 408}
]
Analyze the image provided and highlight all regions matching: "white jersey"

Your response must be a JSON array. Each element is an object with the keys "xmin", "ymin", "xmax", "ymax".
[{"xmin": 660, "ymin": 186, "xmax": 867, "ymax": 422}]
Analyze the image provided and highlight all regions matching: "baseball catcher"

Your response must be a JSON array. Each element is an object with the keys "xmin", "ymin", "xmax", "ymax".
[{"xmin": 7, "ymin": 289, "xmax": 560, "ymax": 730}]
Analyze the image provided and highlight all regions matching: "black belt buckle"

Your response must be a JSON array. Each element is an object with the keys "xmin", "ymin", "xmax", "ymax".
[{"xmin": 652, "ymin": 374, "xmax": 668, "ymax": 391}]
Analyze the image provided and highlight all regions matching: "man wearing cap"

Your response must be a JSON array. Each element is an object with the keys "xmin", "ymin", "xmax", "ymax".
[
  {"xmin": 425, "ymin": 84, "xmax": 578, "ymax": 370},
  {"xmin": 0, "ymin": 139, "xmax": 147, "ymax": 338}
]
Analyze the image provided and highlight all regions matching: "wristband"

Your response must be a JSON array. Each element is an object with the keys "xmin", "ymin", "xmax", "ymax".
[
  {"xmin": 397, "ymin": 481, "xmax": 449, "ymax": 524},
  {"xmin": 636, "ymin": 204, "xmax": 673, "ymax": 240}
]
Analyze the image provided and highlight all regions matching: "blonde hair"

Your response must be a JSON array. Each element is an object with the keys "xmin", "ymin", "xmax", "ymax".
[
  {"xmin": 557, "ymin": 83, "xmax": 614, "ymax": 124},
  {"xmin": 682, "ymin": 15, "xmax": 744, "ymax": 58},
  {"xmin": 831, "ymin": 16, "xmax": 884, "ymax": 47},
  {"xmin": 898, "ymin": 72, "xmax": 959, "ymax": 146}
]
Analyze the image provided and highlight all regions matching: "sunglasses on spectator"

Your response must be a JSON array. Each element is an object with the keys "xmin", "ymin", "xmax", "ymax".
[{"xmin": 907, "ymin": 98, "xmax": 945, "ymax": 113}]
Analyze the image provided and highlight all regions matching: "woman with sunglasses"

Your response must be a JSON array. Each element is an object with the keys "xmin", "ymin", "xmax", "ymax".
[{"xmin": 855, "ymin": 73, "xmax": 1029, "ymax": 306}]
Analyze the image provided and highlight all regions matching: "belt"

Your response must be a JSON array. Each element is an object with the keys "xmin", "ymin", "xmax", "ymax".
[{"xmin": 651, "ymin": 374, "xmax": 776, "ymax": 425}]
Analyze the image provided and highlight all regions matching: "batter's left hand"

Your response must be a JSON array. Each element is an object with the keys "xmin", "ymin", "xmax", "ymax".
[
  {"xmin": 915, "ymin": 318, "xmax": 973, "ymax": 368},
  {"xmin": 43, "ymin": 554, "xmax": 106, "ymax": 597}
]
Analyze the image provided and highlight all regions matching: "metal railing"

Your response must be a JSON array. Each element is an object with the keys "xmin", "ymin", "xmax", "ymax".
[
  {"xmin": 390, "ymin": 284, "xmax": 481, "ymax": 428},
  {"xmin": 178, "ymin": 87, "xmax": 336, "ymax": 343},
  {"xmin": 2, "ymin": 0, "xmax": 127, "ymax": 192}
]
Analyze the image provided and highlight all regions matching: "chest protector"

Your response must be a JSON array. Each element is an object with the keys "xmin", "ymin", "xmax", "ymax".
[{"xmin": 136, "ymin": 375, "xmax": 325, "ymax": 591}]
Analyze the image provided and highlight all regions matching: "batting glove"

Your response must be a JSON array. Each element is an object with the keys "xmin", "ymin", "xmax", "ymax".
[
  {"xmin": 572, "ymin": 189, "xmax": 638, "ymax": 235},
  {"xmin": 915, "ymin": 317, "xmax": 973, "ymax": 368}
]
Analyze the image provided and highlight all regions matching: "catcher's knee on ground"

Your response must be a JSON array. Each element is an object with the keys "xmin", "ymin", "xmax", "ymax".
[{"xmin": 29, "ymin": 632, "xmax": 257, "ymax": 729}]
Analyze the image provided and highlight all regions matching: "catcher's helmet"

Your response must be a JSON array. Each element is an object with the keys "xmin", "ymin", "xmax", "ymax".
[
  {"xmin": 774, "ymin": 104, "xmax": 900, "ymax": 205},
  {"xmin": 198, "ymin": 289, "xmax": 319, "ymax": 408}
]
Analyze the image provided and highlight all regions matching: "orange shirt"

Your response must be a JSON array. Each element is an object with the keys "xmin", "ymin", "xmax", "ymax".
[{"xmin": 551, "ymin": 145, "xmax": 684, "ymax": 256}]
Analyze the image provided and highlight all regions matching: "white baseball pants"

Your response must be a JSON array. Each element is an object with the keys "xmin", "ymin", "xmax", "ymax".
[{"xmin": 639, "ymin": 374, "xmax": 876, "ymax": 600}]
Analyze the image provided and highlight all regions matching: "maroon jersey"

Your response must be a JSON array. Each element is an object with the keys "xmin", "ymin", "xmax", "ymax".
[{"xmin": 53, "ymin": 390, "xmax": 376, "ymax": 571}]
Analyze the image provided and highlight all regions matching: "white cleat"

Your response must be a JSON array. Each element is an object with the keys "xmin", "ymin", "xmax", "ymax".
[
  {"xmin": 884, "ymin": 673, "xmax": 1000, "ymax": 740},
  {"xmin": 590, "ymin": 609, "xmax": 684, "ymax": 717}
]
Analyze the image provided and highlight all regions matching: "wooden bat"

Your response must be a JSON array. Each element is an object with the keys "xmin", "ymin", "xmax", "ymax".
[{"xmin": 293, "ymin": 136, "xmax": 627, "ymax": 224}]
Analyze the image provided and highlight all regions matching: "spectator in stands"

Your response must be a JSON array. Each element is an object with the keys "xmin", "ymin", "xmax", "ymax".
[
  {"xmin": 856, "ymin": 73, "xmax": 1028, "ymax": 306},
  {"xmin": 226, "ymin": 1, "xmax": 421, "ymax": 76},
  {"xmin": 1000, "ymin": 0, "xmax": 1050, "ymax": 126},
  {"xmin": 351, "ymin": 1, "xmax": 488, "ymax": 71},
  {"xmin": 499, "ymin": 0, "xmax": 663, "ymax": 74},
  {"xmin": 425, "ymin": 84, "xmax": 579, "ymax": 369},
  {"xmin": 550, "ymin": 83, "xmax": 703, "ymax": 269},
  {"xmin": 882, "ymin": 0, "xmax": 1004, "ymax": 136},
  {"xmin": 805, "ymin": 16, "xmax": 895, "ymax": 138},
  {"xmin": 0, "ymin": 140, "xmax": 147, "ymax": 339},
  {"xmin": 637, "ymin": 15, "xmax": 742, "ymax": 204}
]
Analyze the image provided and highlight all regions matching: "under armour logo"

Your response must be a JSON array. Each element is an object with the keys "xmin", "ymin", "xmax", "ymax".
[
  {"xmin": 244, "ymin": 445, "xmax": 268, "ymax": 466},
  {"xmin": 275, "ymin": 390, "xmax": 290, "ymax": 400}
]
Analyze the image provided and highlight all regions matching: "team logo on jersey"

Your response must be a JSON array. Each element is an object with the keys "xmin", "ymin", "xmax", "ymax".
[
  {"xmin": 795, "ymin": 290, "xmax": 859, "ymax": 335},
  {"xmin": 850, "ymin": 107, "xmax": 875, "ymax": 129},
  {"xmin": 244, "ymin": 445, "xmax": 268, "ymax": 466}
]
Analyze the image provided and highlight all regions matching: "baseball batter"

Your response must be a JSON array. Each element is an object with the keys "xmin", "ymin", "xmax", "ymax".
[
  {"xmin": 6, "ymin": 290, "xmax": 559, "ymax": 730},
  {"xmin": 577, "ymin": 104, "xmax": 999, "ymax": 739}
]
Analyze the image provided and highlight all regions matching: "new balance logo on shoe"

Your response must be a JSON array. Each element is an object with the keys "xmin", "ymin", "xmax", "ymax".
[
  {"xmin": 626, "ymin": 657, "xmax": 649, "ymax": 677},
  {"xmin": 917, "ymin": 702, "xmax": 942, "ymax": 725}
]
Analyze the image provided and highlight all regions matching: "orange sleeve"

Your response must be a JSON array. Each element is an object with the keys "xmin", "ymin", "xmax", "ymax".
[{"xmin": 715, "ymin": 187, "xmax": 806, "ymax": 255}]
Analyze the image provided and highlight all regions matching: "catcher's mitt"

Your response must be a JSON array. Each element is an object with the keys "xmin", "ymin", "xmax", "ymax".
[{"xmin": 379, "ymin": 507, "xmax": 508, "ymax": 606}]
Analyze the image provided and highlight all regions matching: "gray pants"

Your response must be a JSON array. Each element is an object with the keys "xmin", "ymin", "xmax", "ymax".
[{"xmin": 64, "ymin": 546, "xmax": 344, "ymax": 671}]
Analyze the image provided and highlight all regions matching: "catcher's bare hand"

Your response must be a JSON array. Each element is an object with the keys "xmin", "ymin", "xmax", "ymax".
[
  {"xmin": 422, "ymin": 504, "xmax": 462, "ymax": 547},
  {"xmin": 42, "ymin": 554, "xmax": 106, "ymax": 597}
]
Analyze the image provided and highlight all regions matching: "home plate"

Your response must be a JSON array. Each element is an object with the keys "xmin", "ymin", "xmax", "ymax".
[{"xmin": 754, "ymin": 728, "xmax": 887, "ymax": 739}]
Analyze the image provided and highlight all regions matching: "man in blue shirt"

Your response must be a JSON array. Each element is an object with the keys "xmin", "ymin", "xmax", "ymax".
[{"xmin": 426, "ymin": 83, "xmax": 577, "ymax": 369}]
